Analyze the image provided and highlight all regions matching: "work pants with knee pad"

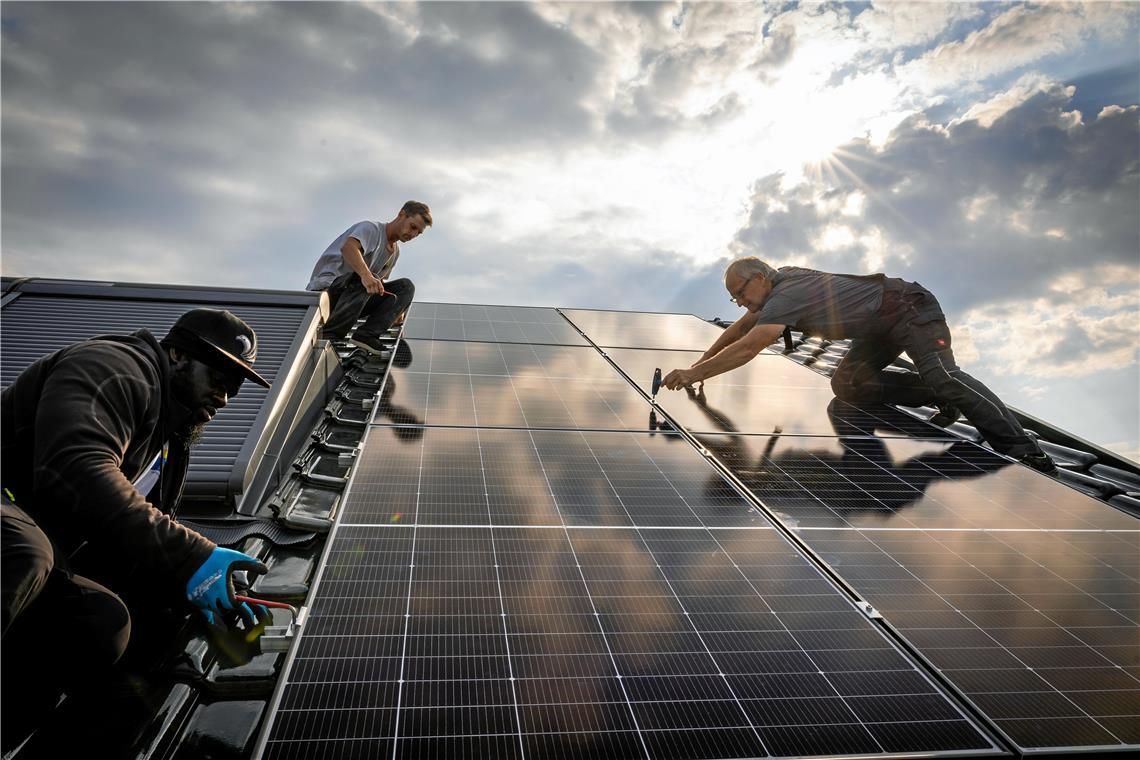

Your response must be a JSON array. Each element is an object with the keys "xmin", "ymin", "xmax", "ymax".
[
  {"xmin": 830, "ymin": 286, "xmax": 1039, "ymax": 459},
  {"xmin": 321, "ymin": 274, "xmax": 415, "ymax": 341},
  {"xmin": 1, "ymin": 498, "xmax": 131, "ymax": 749}
]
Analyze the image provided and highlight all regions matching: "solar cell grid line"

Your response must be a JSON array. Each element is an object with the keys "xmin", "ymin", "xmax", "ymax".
[
  {"xmin": 513, "ymin": 427, "xmax": 654, "ymax": 759},
  {"xmin": 468, "ymin": 375, "xmax": 529, "ymax": 758},
  {"xmin": 796, "ymin": 527, "xmax": 1140, "ymax": 753}
]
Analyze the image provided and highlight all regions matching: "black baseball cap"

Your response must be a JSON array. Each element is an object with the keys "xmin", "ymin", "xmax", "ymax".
[{"xmin": 161, "ymin": 308, "xmax": 271, "ymax": 390}]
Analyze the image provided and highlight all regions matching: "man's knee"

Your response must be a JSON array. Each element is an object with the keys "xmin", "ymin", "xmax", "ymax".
[
  {"xmin": 390, "ymin": 278, "xmax": 415, "ymax": 301},
  {"xmin": 1, "ymin": 505, "xmax": 55, "ymax": 634},
  {"xmin": 72, "ymin": 577, "xmax": 131, "ymax": 666},
  {"xmin": 830, "ymin": 372, "xmax": 861, "ymax": 401}
]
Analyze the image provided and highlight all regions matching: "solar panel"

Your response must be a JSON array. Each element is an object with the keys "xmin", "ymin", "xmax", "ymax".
[
  {"xmin": 375, "ymin": 340, "xmax": 657, "ymax": 431},
  {"xmin": 559, "ymin": 309, "xmax": 726, "ymax": 351},
  {"xmin": 403, "ymin": 303, "xmax": 588, "ymax": 345},
  {"xmin": 606, "ymin": 348, "xmax": 953, "ymax": 439},
  {"xmin": 261, "ymin": 488, "xmax": 1000, "ymax": 759},
  {"xmin": 799, "ymin": 529, "xmax": 1139, "ymax": 752},
  {"xmin": 692, "ymin": 431, "xmax": 1139, "ymax": 752}
]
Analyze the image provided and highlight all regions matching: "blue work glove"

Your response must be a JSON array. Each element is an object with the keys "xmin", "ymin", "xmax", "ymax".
[{"xmin": 186, "ymin": 547, "xmax": 269, "ymax": 627}]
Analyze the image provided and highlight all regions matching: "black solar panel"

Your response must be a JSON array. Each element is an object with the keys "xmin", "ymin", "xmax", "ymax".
[
  {"xmin": 375, "ymin": 340, "xmax": 656, "ymax": 431},
  {"xmin": 607, "ymin": 348, "xmax": 953, "ymax": 439},
  {"xmin": 560, "ymin": 309, "xmax": 726, "ymax": 351},
  {"xmin": 403, "ymin": 303, "xmax": 588, "ymax": 345},
  {"xmin": 261, "ymin": 521, "xmax": 999, "ymax": 758},
  {"xmin": 799, "ymin": 528, "xmax": 1139, "ymax": 751}
]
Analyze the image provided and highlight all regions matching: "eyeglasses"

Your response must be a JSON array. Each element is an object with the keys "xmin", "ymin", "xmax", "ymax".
[{"xmin": 729, "ymin": 274, "xmax": 756, "ymax": 305}]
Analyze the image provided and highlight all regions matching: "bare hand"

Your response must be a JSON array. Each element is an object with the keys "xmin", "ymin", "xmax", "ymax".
[
  {"xmin": 361, "ymin": 274, "xmax": 385, "ymax": 295},
  {"xmin": 662, "ymin": 368, "xmax": 698, "ymax": 390}
]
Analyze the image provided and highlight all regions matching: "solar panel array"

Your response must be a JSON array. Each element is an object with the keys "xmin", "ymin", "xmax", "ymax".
[{"xmin": 256, "ymin": 304, "xmax": 1137, "ymax": 758}]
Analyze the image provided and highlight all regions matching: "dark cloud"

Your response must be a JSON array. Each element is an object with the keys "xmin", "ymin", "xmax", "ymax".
[
  {"xmin": 1, "ymin": 2, "xmax": 602, "ymax": 158},
  {"xmin": 732, "ymin": 83, "xmax": 1140, "ymax": 316},
  {"xmin": 1068, "ymin": 61, "xmax": 1140, "ymax": 121}
]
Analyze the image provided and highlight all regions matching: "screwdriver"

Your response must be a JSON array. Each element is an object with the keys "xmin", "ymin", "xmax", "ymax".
[{"xmin": 651, "ymin": 367, "xmax": 662, "ymax": 403}]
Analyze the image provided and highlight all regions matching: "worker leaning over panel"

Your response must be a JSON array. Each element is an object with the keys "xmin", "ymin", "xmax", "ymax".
[
  {"xmin": 662, "ymin": 257, "xmax": 1058, "ymax": 474},
  {"xmin": 0, "ymin": 308, "xmax": 273, "ymax": 748},
  {"xmin": 306, "ymin": 199, "xmax": 432, "ymax": 355}
]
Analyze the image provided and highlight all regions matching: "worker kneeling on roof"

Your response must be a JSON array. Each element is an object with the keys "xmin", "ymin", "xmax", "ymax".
[
  {"xmin": 1, "ymin": 308, "xmax": 272, "ymax": 747},
  {"xmin": 306, "ymin": 200, "xmax": 432, "ymax": 356},
  {"xmin": 662, "ymin": 257, "xmax": 1057, "ymax": 474}
]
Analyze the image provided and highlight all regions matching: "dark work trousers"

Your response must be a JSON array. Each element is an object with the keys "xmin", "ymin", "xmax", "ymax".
[
  {"xmin": 1, "ymin": 498, "xmax": 131, "ymax": 750},
  {"xmin": 830, "ymin": 285, "xmax": 1040, "ymax": 459},
  {"xmin": 321, "ymin": 274, "xmax": 415, "ymax": 341}
]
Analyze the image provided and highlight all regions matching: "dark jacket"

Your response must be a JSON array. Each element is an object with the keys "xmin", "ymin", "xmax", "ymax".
[{"xmin": 1, "ymin": 330, "xmax": 215, "ymax": 587}]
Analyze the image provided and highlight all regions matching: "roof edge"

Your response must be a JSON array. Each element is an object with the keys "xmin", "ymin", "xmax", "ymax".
[{"xmin": 1, "ymin": 276, "xmax": 321, "ymax": 308}]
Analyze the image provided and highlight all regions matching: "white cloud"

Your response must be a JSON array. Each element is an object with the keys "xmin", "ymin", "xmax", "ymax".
[{"xmin": 900, "ymin": 2, "xmax": 1134, "ymax": 93}]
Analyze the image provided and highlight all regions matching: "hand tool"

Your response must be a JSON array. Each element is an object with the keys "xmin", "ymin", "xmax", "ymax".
[
  {"xmin": 235, "ymin": 595, "xmax": 305, "ymax": 651},
  {"xmin": 651, "ymin": 368, "xmax": 662, "ymax": 403}
]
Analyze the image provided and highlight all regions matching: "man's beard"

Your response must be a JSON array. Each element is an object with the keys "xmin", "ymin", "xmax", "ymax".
[{"xmin": 179, "ymin": 422, "xmax": 207, "ymax": 446}]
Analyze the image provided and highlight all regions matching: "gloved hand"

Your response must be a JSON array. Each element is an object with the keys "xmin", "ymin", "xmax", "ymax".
[{"xmin": 186, "ymin": 547, "xmax": 269, "ymax": 627}]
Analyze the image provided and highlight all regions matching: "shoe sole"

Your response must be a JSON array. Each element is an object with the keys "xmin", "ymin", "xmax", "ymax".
[{"xmin": 349, "ymin": 337, "xmax": 388, "ymax": 356}]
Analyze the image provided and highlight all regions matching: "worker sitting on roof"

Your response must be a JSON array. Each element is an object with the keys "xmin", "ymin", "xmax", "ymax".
[
  {"xmin": 662, "ymin": 257, "xmax": 1057, "ymax": 474},
  {"xmin": 1, "ymin": 308, "xmax": 273, "ymax": 748},
  {"xmin": 306, "ymin": 200, "xmax": 432, "ymax": 355}
]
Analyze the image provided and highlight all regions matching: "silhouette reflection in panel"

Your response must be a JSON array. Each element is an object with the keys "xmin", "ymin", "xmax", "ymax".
[
  {"xmin": 377, "ymin": 341, "xmax": 425, "ymax": 442},
  {"xmin": 663, "ymin": 385, "xmax": 998, "ymax": 529}
]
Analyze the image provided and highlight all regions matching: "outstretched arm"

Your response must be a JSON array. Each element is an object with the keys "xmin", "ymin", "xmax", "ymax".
[
  {"xmin": 663, "ymin": 322, "xmax": 785, "ymax": 389},
  {"xmin": 695, "ymin": 308, "xmax": 762, "ymax": 365}
]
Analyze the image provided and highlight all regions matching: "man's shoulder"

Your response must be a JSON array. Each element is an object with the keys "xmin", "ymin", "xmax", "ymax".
[{"xmin": 57, "ymin": 334, "xmax": 163, "ymax": 382}]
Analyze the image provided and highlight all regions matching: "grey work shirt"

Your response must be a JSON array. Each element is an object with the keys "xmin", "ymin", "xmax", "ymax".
[
  {"xmin": 306, "ymin": 220, "xmax": 400, "ymax": 291},
  {"xmin": 753, "ymin": 267, "xmax": 890, "ymax": 339}
]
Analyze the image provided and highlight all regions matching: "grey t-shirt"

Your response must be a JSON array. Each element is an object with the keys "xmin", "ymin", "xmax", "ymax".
[
  {"xmin": 753, "ymin": 267, "xmax": 887, "ymax": 339},
  {"xmin": 306, "ymin": 221, "xmax": 400, "ymax": 291}
]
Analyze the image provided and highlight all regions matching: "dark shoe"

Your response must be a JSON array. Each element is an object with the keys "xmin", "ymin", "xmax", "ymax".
[
  {"xmin": 319, "ymin": 330, "xmax": 347, "ymax": 342},
  {"xmin": 928, "ymin": 404, "xmax": 961, "ymax": 428},
  {"xmin": 1019, "ymin": 452, "xmax": 1058, "ymax": 475},
  {"xmin": 348, "ymin": 332, "xmax": 388, "ymax": 356}
]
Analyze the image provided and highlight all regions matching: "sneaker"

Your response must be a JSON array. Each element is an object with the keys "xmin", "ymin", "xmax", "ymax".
[
  {"xmin": 348, "ymin": 332, "xmax": 389, "ymax": 356},
  {"xmin": 1019, "ymin": 452, "xmax": 1058, "ymax": 475},
  {"xmin": 928, "ymin": 403, "xmax": 961, "ymax": 428}
]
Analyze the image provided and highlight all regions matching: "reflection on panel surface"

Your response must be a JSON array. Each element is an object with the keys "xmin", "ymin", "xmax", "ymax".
[
  {"xmin": 375, "ymin": 339, "xmax": 656, "ymax": 431},
  {"xmin": 262, "ymin": 525, "xmax": 997, "ymax": 759},
  {"xmin": 695, "ymin": 434, "xmax": 1140, "ymax": 530},
  {"xmin": 798, "ymin": 528, "xmax": 1140, "ymax": 752},
  {"xmin": 345, "ymin": 428, "xmax": 767, "ymax": 528},
  {"xmin": 608, "ymin": 348, "xmax": 951, "ymax": 438},
  {"xmin": 404, "ymin": 302, "xmax": 587, "ymax": 345},
  {"xmin": 561, "ymin": 309, "xmax": 726, "ymax": 351}
]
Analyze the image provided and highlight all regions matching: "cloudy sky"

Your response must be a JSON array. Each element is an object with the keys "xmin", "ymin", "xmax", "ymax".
[{"xmin": 2, "ymin": 1, "xmax": 1138, "ymax": 459}]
